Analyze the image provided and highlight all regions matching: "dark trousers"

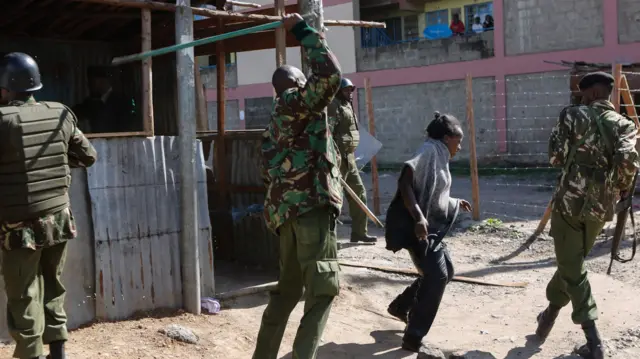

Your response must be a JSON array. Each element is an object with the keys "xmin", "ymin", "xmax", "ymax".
[{"xmin": 389, "ymin": 238, "xmax": 454, "ymax": 341}]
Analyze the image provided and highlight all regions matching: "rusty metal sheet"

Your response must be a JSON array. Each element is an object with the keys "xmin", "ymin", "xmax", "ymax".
[{"xmin": 87, "ymin": 137, "xmax": 213, "ymax": 320}]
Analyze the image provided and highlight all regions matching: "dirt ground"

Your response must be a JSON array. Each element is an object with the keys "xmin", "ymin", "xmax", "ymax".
[{"xmin": 2, "ymin": 172, "xmax": 640, "ymax": 359}]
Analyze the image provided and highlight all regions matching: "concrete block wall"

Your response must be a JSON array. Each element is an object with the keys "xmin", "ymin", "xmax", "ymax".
[
  {"xmin": 356, "ymin": 32, "xmax": 494, "ymax": 72},
  {"xmin": 356, "ymin": 78, "xmax": 497, "ymax": 166},
  {"xmin": 244, "ymin": 97, "xmax": 273, "ymax": 130},
  {"xmin": 200, "ymin": 65, "xmax": 238, "ymax": 89},
  {"xmin": 619, "ymin": 0, "xmax": 640, "ymax": 44},
  {"xmin": 207, "ymin": 99, "xmax": 241, "ymax": 131},
  {"xmin": 504, "ymin": 0, "xmax": 603, "ymax": 55},
  {"xmin": 504, "ymin": 71, "xmax": 570, "ymax": 164}
]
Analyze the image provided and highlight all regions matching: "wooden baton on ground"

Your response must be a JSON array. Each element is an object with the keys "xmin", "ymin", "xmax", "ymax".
[{"xmin": 340, "ymin": 177, "xmax": 384, "ymax": 228}]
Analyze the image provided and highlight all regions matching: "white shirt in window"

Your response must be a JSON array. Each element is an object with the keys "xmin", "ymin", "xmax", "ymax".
[{"xmin": 472, "ymin": 24, "xmax": 484, "ymax": 33}]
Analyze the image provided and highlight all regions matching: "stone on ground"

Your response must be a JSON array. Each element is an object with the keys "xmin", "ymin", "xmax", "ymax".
[
  {"xmin": 417, "ymin": 343, "xmax": 446, "ymax": 359},
  {"xmin": 449, "ymin": 350, "xmax": 498, "ymax": 359},
  {"xmin": 158, "ymin": 324, "xmax": 199, "ymax": 344}
]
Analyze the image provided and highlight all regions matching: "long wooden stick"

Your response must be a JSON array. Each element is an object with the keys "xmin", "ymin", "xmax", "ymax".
[
  {"xmin": 613, "ymin": 63, "xmax": 622, "ymax": 112},
  {"xmin": 72, "ymin": 0, "xmax": 386, "ymax": 27},
  {"xmin": 216, "ymin": 262, "xmax": 528, "ymax": 299},
  {"xmin": 113, "ymin": 21, "xmax": 282, "ymax": 65},
  {"xmin": 466, "ymin": 74, "xmax": 480, "ymax": 220},
  {"xmin": 364, "ymin": 77, "xmax": 381, "ymax": 215},
  {"xmin": 490, "ymin": 199, "xmax": 552, "ymax": 264},
  {"xmin": 227, "ymin": 0, "xmax": 261, "ymax": 8},
  {"xmin": 339, "ymin": 261, "xmax": 529, "ymax": 288},
  {"xmin": 340, "ymin": 177, "xmax": 384, "ymax": 228}
]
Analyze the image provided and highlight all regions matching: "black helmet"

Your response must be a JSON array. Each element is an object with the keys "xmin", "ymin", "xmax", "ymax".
[
  {"xmin": 0, "ymin": 52, "xmax": 43, "ymax": 92},
  {"xmin": 340, "ymin": 78, "xmax": 354, "ymax": 89}
]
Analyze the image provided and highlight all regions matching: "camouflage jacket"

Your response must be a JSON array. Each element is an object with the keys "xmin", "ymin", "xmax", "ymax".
[
  {"xmin": 328, "ymin": 98, "xmax": 359, "ymax": 155},
  {"xmin": 261, "ymin": 21, "xmax": 343, "ymax": 232},
  {"xmin": 0, "ymin": 207, "xmax": 77, "ymax": 251},
  {"xmin": 549, "ymin": 100, "xmax": 639, "ymax": 222}
]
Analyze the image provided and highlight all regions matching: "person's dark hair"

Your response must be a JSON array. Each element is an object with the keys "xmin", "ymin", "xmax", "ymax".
[{"xmin": 426, "ymin": 111, "xmax": 463, "ymax": 140}]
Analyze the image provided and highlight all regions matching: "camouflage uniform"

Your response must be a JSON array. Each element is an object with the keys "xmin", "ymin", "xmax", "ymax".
[
  {"xmin": 253, "ymin": 20, "xmax": 342, "ymax": 359},
  {"xmin": 547, "ymin": 100, "xmax": 639, "ymax": 324},
  {"xmin": 328, "ymin": 97, "xmax": 371, "ymax": 239},
  {"xmin": 0, "ymin": 96, "xmax": 97, "ymax": 359}
]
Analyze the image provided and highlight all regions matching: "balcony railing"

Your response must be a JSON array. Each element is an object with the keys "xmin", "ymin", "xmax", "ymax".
[{"xmin": 361, "ymin": 27, "xmax": 495, "ymax": 49}]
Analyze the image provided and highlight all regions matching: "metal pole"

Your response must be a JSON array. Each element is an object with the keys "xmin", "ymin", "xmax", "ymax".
[{"xmin": 175, "ymin": 0, "xmax": 201, "ymax": 314}]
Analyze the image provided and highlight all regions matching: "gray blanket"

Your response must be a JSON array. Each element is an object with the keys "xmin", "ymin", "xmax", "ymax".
[{"xmin": 404, "ymin": 139, "xmax": 459, "ymax": 232}]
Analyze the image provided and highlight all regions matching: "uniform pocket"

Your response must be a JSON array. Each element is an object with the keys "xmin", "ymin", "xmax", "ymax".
[{"xmin": 310, "ymin": 260, "xmax": 340, "ymax": 297}]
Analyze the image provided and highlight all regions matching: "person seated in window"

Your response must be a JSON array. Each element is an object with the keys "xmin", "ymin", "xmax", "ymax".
[
  {"xmin": 73, "ymin": 66, "xmax": 138, "ymax": 133},
  {"xmin": 472, "ymin": 16, "xmax": 484, "ymax": 33},
  {"xmin": 483, "ymin": 15, "xmax": 494, "ymax": 30},
  {"xmin": 449, "ymin": 13, "xmax": 465, "ymax": 36}
]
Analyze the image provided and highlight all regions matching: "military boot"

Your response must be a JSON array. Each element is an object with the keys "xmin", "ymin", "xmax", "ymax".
[
  {"xmin": 47, "ymin": 340, "xmax": 67, "ymax": 359},
  {"xmin": 350, "ymin": 233, "xmax": 377, "ymax": 244},
  {"xmin": 535, "ymin": 304, "xmax": 560, "ymax": 343},
  {"xmin": 574, "ymin": 321, "xmax": 605, "ymax": 359}
]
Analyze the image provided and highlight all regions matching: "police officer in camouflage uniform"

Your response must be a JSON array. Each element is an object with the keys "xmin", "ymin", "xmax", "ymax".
[
  {"xmin": 535, "ymin": 72, "xmax": 639, "ymax": 359},
  {"xmin": 0, "ymin": 53, "xmax": 97, "ymax": 359},
  {"xmin": 328, "ymin": 78, "xmax": 377, "ymax": 243},
  {"xmin": 253, "ymin": 13, "xmax": 343, "ymax": 359}
]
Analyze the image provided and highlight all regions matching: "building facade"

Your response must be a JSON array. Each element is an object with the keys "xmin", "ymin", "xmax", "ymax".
[{"xmin": 203, "ymin": 0, "xmax": 640, "ymax": 166}]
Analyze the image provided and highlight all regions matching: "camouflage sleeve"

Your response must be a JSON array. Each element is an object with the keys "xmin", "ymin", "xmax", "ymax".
[
  {"xmin": 548, "ymin": 107, "xmax": 574, "ymax": 168},
  {"xmin": 327, "ymin": 100, "xmax": 339, "ymax": 133},
  {"xmin": 66, "ymin": 110, "xmax": 97, "ymax": 168},
  {"xmin": 612, "ymin": 117, "xmax": 639, "ymax": 190},
  {"xmin": 260, "ymin": 129, "xmax": 276, "ymax": 188},
  {"xmin": 283, "ymin": 21, "xmax": 342, "ymax": 113}
]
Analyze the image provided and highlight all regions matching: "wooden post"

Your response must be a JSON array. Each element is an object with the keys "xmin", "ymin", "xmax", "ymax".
[
  {"xmin": 613, "ymin": 63, "xmax": 622, "ymax": 112},
  {"xmin": 195, "ymin": 66, "xmax": 208, "ymax": 131},
  {"xmin": 299, "ymin": 0, "xmax": 323, "ymax": 75},
  {"xmin": 274, "ymin": 0, "xmax": 286, "ymax": 67},
  {"xmin": 141, "ymin": 8, "xmax": 154, "ymax": 134},
  {"xmin": 620, "ymin": 75, "xmax": 640, "ymax": 127},
  {"xmin": 466, "ymin": 74, "xmax": 480, "ymax": 220},
  {"xmin": 175, "ymin": 0, "xmax": 201, "ymax": 315},
  {"xmin": 364, "ymin": 77, "xmax": 381, "ymax": 216},
  {"xmin": 214, "ymin": 7, "xmax": 232, "ymax": 258}
]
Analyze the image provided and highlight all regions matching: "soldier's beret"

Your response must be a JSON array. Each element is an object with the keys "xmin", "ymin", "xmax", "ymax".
[
  {"xmin": 87, "ymin": 65, "xmax": 112, "ymax": 79},
  {"xmin": 578, "ymin": 71, "xmax": 614, "ymax": 90}
]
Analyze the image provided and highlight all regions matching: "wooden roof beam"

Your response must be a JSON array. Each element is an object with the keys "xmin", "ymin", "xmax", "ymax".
[{"xmin": 72, "ymin": 0, "xmax": 385, "ymax": 28}]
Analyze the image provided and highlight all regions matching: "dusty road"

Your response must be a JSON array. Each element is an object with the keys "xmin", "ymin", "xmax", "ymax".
[{"xmin": 1, "ymin": 173, "xmax": 639, "ymax": 358}]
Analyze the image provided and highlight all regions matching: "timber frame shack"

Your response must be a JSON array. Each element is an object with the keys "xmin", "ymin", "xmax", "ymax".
[{"xmin": 0, "ymin": 0, "xmax": 383, "ymax": 339}]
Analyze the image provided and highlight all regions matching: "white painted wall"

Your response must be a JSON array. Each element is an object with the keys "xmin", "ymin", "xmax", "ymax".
[{"xmin": 236, "ymin": 2, "xmax": 357, "ymax": 86}]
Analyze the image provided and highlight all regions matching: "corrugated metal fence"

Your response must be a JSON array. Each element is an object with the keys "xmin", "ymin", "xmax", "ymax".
[{"xmin": 0, "ymin": 137, "xmax": 213, "ymax": 341}]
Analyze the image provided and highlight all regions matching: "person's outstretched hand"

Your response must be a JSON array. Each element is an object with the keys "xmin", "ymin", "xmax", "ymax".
[
  {"xmin": 283, "ymin": 13, "xmax": 304, "ymax": 31},
  {"xmin": 460, "ymin": 200, "xmax": 472, "ymax": 212}
]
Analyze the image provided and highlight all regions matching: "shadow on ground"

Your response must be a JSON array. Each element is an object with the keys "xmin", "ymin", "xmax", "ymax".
[{"xmin": 279, "ymin": 330, "xmax": 409, "ymax": 359}]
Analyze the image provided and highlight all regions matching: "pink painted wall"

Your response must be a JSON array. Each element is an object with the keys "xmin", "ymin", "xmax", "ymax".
[{"xmin": 208, "ymin": 0, "xmax": 640, "ymax": 147}]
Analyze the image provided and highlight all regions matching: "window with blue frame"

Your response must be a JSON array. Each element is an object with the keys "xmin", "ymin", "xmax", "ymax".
[
  {"xmin": 465, "ymin": 2, "xmax": 493, "ymax": 34},
  {"xmin": 424, "ymin": 9, "xmax": 451, "ymax": 40}
]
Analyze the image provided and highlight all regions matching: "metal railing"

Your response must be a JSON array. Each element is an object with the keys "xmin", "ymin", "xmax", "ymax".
[{"xmin": 360, "ymin": 27, "xmax": 494, "ymax": 49}]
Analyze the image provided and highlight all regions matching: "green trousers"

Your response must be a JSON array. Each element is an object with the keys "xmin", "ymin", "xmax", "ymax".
[
  {"xmin": 546, "ymin": 211, "xmax": 604, "ymax": 325},
  {"xmin": 253, "ymin": 207, "xmax": 340, "ymax": 359},
  {"xmin": 340, "ymin": 152, "xmax": 368, "ymax": 237},
  {"xmin": 2, "ymin": 242, "xmax": 69, "ymax": 359}
]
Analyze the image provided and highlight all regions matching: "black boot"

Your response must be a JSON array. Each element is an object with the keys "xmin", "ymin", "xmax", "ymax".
[
  {"xmin": 401, "ymin": 333, "xmax": 422, "ymax": 352},
  {"xmin": 47, "ymin": 341, "xmax": 67, "ymax": 359},
  {"xmin": 535, "ymin": 304, "xmax": 560, "ymax": 343},
  {"xmin": 574, "ymin": 321, "xmax": 605, "ymax": 359},
  {"xmin": 350, "ymin": 233, "xmax": 377, "ymax": 244},
  {"xmin": 387, "ymin": 302, "xmax": 409, "ymax": 324}
]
